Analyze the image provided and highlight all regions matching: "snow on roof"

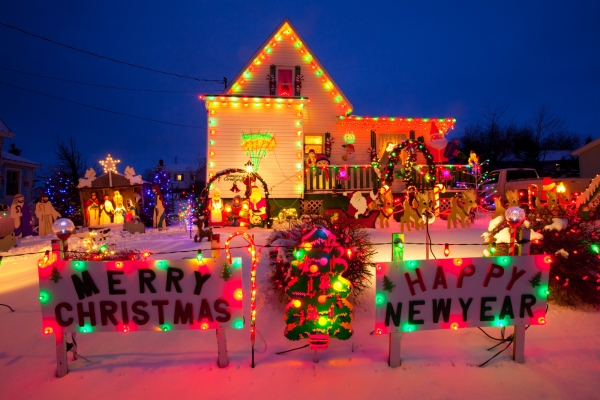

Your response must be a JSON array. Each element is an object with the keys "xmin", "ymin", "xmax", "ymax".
[
  {"xmin": 2, "ymin": 151, "xmax": 42, "ymax": 167},
  {"xmin": 572, "ymin": 137, "xmax": 600, "ymax": 156},
  {"xmin": 163, "ymin": 163, "xmax": 200, "ymax": 172}
]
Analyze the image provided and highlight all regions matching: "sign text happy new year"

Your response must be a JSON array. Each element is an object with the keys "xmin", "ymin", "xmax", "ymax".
[{"xmin": 375, "ymin": 255, "xmax": 550, "ymax": 333}]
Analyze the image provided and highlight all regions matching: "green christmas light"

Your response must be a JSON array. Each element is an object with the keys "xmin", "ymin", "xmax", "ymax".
[
  {"xmin": 591, "ymin": 244, "xmax": 599, "ymax": 254},
  {"xmin": 232, "ymin": 319, "xmax": 244, "ymax": 329},
  {"xmin": 38, "ymin": 290, "xmax": 51, "ymax": 304}
]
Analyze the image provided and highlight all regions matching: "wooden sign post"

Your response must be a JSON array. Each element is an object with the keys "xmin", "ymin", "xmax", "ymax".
[
  {"xmin": 376, "ymin": 247, "xmax": 550, "ymax": 366},
  {"xmin": 388, "ymin": 233, "xmax": 404, "ymax": 368},
  {"xmin": 38, "ymin": 244, "xmax": 244, "ymax": 377}
]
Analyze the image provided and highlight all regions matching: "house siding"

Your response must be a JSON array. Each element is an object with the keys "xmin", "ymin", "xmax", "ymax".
[
  {"xmin": 206, "ymin": 100, "xmax": 304, "ymax": 199},
  {"xmin": 579, "ymin": 145, "xmax": 600, "ymax": 178}
]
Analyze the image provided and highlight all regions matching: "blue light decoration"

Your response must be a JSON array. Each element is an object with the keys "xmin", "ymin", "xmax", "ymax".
[
  {"xmin": 45, "ymin": 168, "xmax": 82, "ymax": 225},
  {"xmin": 141, "ymin": 162, "xmax": 173, "ymax": 226}
]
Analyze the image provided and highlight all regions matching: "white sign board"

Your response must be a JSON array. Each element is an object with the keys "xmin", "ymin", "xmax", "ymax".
[
  {"xmin": 375, "ymin": 255, "xmax": 550, "ymax": 333},
  {"xmin": 39, "ymin": 257, "xmax": 243, "ymax": 334}
]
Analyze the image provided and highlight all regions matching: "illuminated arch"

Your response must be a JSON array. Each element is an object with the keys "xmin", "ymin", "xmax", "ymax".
[
  {"xmin": 200, "ymin": 168, "xmax": 272, "ymax": 228},
  {"xmin": 382, "ymin": 139, "xmax": 437, "ymax": 188}
]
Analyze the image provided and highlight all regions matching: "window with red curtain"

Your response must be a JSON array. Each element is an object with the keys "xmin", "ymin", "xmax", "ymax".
[{"xmin": 277, "ymin": 69, "xmax": 293, "ymax": 96}]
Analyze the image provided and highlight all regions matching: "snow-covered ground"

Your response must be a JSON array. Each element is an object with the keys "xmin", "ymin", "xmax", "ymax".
[{"xmin": 1, "ymin": 217, "xmax": 599, "ymax": 399}]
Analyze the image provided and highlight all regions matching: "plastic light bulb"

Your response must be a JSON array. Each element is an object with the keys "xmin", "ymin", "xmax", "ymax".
[{"xmin": 444, "ymin": 244, "xmax": 450, "ymax": 257}]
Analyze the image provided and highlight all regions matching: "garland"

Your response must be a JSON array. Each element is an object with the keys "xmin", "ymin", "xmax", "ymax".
[
  {"xmin": 199, "ymin": 168, "xmax": 272, "ymax": 228},
  {"xmin": 382, "ymin": 138, "xmax": 436, "ymax": 187},
  {"xmin": 266, "ymin": 213, "xmax": 375, "ymax": 303}
]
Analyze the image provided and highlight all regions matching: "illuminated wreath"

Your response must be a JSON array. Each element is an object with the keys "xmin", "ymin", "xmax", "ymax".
[
  {"xmin": 199, "ymin": 168, "xmax": 272, "ymax": 228},
  {"xmin": 382, "ymin": 139, "xmax": 436, "ymax": 188}
]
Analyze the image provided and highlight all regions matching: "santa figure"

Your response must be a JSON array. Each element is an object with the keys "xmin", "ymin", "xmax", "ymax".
[
  {"xmin": 342, "ymin": 144, "xmax": 355, "ymax": 161},
  {"xmin": 85, "ymin": 192, "xmax": 100, "ymax": 227},
  {"xmin": 99, "ymin": 195, "xmax": 114, "ymax": 225},
  {"xmin": 208, "ymin": 187, "xmax": 224, "ymax": 226},
  {"xmin": 10, "ymin": 194, "xmax": 33, "ymax": 238},
  {"xmin": 541, "ymin": 177, "xmax": 556, "ymax": 202},
  {"xmin": 345, "ymin": 191, "xmax": 376, "ymax": 218},
  {"xmin": 35, "ymin": 194, "xmax": 61, "ymax": 236},
  {"xmin": 249, "ymin": 186, "xmax": 267, "ymax": 226}
]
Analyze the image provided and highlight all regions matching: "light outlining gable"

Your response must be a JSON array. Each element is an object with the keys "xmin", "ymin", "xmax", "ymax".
[{"xmin": 224, "ymin": 18, "xmax": 354, "ymax": 115}]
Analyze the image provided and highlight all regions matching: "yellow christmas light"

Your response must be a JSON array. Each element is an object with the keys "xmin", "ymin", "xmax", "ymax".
[{"xmin": 100, "ymin": 154, "xmax": 121, "ymax": 174}]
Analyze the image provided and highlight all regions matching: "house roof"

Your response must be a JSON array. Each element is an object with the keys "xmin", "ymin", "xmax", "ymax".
[
  {"xmin": 86, "ymin": 172, "xmax": 141, "ymax": 189},
  {"xmin": 2, "ymin": 151, "xmax": 41, "ymax": 167},
  {"xmin": 572, "ymin": 137, "xmax": 600, "ymax": 156},
  {"xmin": 337, "ymin": 116, "xmax": 457, "ymax": 136},
  {"xmin": 223, "ymin": 18, "xmax": 354, "ymax": 114},
  {"xmin": 163, "ymin": 163, "xmax": 199, "ymax": 172},
  {"xmin": 0, "ymin": 118, "xmax": 16, "ymax": 138}
]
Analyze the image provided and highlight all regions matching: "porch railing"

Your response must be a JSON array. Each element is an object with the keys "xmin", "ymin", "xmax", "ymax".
[
  {"xmin": 303, "ymin": 164, "xmax": 477, "ymax": 193},
  {"xmin": 304, "ymin": 165, "xmax": 377, "ymax": 193}
]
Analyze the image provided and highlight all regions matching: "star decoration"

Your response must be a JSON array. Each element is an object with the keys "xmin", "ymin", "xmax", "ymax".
[{"xmin": 100, "ymin": 154, "xmax": 121, "ymax": 174}]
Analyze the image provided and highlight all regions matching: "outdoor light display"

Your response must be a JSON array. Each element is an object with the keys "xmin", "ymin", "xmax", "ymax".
[
  {"xmin": 284, "ymin": 227, "xmax": 353, "ymax": 348},
  {"xmin": 374, "ymin": 255, "xmax": 550, "ymax": 334},
  {"xmin": 39, "ymin": 256, "xmax": 244, "ymax": 334}
]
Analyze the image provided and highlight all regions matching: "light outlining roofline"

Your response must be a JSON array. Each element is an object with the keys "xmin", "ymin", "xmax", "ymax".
[{"xmin": 222, "ymin": 18, "xmax": 353, "ymax": 113}]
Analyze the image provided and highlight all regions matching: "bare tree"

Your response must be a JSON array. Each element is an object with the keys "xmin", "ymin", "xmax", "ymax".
[
  {"xmin": 54, "ymin": 137, "xmax": 88, "ymax": 187},
  {"xmin": 458, "ymin": 103, "xmax": 513, "ymax": 170}
]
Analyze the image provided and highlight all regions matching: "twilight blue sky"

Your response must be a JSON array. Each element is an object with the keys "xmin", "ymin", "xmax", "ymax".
[{"xmin": 0, "ymin": 1, "xmax": 598, "ymax": 174}]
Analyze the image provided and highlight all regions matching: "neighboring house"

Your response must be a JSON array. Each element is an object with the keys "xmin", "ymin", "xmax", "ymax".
[
  {"xmin": 0, "ymin": 119, "xmax": 42, "ymax": 204},
  {"xmin": 572, "ymin": 138, "xmax": 600, "ymax": 179},
  {"xmin": 200, "ymin": 19, "xmax": 456, "ymax": 216},
  {"xmin": 163, "ymin": 161, "xmax": 201, "ymax": 192}
]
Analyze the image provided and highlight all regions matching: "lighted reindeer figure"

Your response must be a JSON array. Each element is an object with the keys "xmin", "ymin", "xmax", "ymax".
[
  {"xmin": 536, "ymin": 191, "xmax": 560, "ymax": 212},
  {"xmin": 447, "ymin": 190, "xmax": 478, "ymax": 229},
  {"xmin": 400, "ymin": 192, "xmax": 431, "ymax": 232},
  {"xmin": 506, "ymin": 190, "xmax": 520, "ymax": 207},
  {"xmin": 492, "ymin": 197, "xmax": 506, "ymax": 219},
  {"xmin": 369, "ymin": 186, "xmax": 394, "ymax": 229}
]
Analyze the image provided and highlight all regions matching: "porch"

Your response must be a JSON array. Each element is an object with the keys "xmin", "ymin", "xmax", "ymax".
[{"xmin": 303, "ymin": 164, "xmax": 477, "ymax": 193}]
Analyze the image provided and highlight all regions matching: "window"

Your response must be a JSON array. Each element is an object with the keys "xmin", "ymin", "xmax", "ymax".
[
  {"xmin": 277, "ymin": 69, "xmax": 293, "ymax": 96},
  {"xmin": 506, "ymin": 169, "xmax": 539, "ymax": 182},
  {"xmin": 6, "ymin": 170, "xmax": 20, "ymax": 196},
  {"xmin": 175, "ymin": 174, "xmax": 184, "ymax": 181},
  {"xmin": 481, "ymin": 171, "xmax": 500, "ymax": 186},
  {"xmin": 304, "ymin": 135, "xmax": 323, "ymax": 154}
]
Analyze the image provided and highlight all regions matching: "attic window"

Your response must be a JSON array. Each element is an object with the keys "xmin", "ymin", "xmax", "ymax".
[{"xmin": 277, "ymin": 69, "xmax": 293, "ymax": 96}]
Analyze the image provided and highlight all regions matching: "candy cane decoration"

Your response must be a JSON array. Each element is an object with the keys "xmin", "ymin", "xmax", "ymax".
[
  {"xmin": 224, "ymin": 232, "xmax": 258, "ymax": 366},
  {"xmin": 433, "ymin": 183, "xmax": 445, "ymax": 216}
]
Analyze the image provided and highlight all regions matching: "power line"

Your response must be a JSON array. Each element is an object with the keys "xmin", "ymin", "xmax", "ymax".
[
  {"xmin": 0, "ymin": 65, "xmax": 206, "ymax": 93},
  {"xmin": 0, "ymin": 80, "xmax": 203, "ymax": 129},
  {"xmin": 0, "ymin": 21, "xmax": 226, "ymax": 86}
]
